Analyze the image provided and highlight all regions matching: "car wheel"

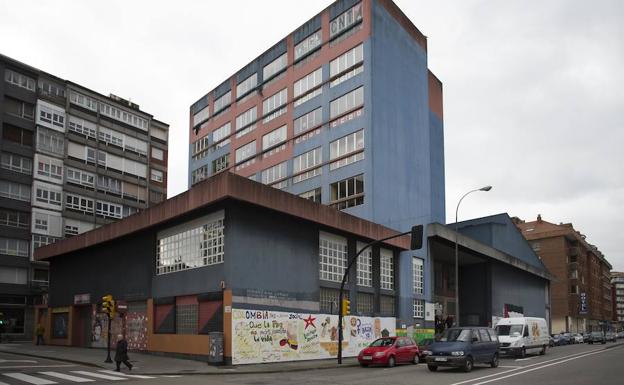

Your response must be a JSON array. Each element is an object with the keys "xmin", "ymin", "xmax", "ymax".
[
  {"xmin": 412, "ymin": 354, "xmax": 419, "ymax": 365},
  {"xmin": 359, "ymin": 362, "xmax": 368, "ymax": 367},
  {"xmin": 463, "ymin": 356, "xmax": 474, "ymax": 373},
  {"xmin": 520, "ymin": 347, "xmax": 526, "ymax": 358},
  {"xmin": 540, "ymin": 345, "xmax": 546, "ymax": 355},
  {"xmin": 387, "ymin": 356, "xmax": 395, "ymax": 368},
  {"xmin": 427, "ymin": 364, "xmax": 438, "ymax": 372},
  {"xmin": 490, "ymin": 353, "xmax": 499, "ymax": 368}
]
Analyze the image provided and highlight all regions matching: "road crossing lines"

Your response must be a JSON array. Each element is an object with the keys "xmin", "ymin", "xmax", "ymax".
[
  {"xmin": 2, "ymin": 373, "xmax": 57, "ymax": 385},
  {"xmin": 68, "ymin": 372, "xmax": 127, "ymax": 381},
  {"xmin": 0, "ymin": 369, "xmax": 161, "ymax": 384},
  {"xmin": 98, "ymin": 371, "xmax": 155, "ymax": 379},
  {"xmin": 38, "ymin": 373, "xmax": 94, "ymax": 383}
]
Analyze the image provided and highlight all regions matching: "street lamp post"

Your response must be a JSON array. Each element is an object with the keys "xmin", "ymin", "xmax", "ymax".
[{"xmin": 454, "ymin": 185, "xmax": 492, "ymax": 327}]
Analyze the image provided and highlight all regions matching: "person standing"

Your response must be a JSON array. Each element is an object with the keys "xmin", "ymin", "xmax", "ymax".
[
  {"xmin": 35, "ymin": 324, "xmax": 45, "ymax": 345},
  {"xmin": 114, "ymin": 334, "xmax": 133, "ymax": 372}
]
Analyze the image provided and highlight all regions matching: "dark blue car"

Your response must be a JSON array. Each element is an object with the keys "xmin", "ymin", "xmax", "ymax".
[{"xmin": 425, "ymin": 327, "xmax": 500, "ymax": 372}]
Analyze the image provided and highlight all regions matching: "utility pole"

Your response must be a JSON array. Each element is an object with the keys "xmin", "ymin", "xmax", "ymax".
[{"xmin": 337, "ymin": 225, "xmax": 423, "ymax": 364}]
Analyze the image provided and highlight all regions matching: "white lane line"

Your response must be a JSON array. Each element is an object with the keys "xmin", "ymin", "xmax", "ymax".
[
  {"xmin": 39, "ymin": 372, "xmax": 95, "ymax": 383},
  {"xmin": 0, "ymin": 359, "xmax": 38, "ymax": 363},
  {"xmin": 450, "ymin": 347, "xmax": 606, "ymax": 385},
  {"xmin": 3, "ymin": 373, "xmax": 57, "ymax": 385},
  {"xmin": 499, "ymin": 366, "xmax": 520, "ymax": 368},
  {"xmin": 98, "ymin": 370, "xmax": 155, "ymax": 379},
  {"xmin": 70, "ymin": 371, "xmax": 127, "ymax": 381},
  {"xmin": 472, "ymin": 348, "xmax": 611, "ymax": 385},
  {"xmin": 0, "ymin": 365, "xmax": 75, "ymax": 369},
  {"xmin": 515, "ymin": 357, "xmax": 534, "ymax": 361}
]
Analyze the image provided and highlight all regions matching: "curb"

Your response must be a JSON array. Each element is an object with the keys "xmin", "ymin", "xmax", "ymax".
[{"xmin": 0, "ymin": 348, "xmax": 360, "ymax": 375}]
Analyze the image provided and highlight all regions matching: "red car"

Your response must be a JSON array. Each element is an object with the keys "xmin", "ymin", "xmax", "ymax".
[{"xmin": 357, "ymin": 336, "xmax": 420, "ymax": 367}]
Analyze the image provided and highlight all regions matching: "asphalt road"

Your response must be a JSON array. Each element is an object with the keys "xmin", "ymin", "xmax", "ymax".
[
  {"xmin": 181, "ymin": 341, "xmax": 624, "ymax": 385},
  {"xmin": 0, "ymin": 352, "xmax": 181, "ymax": 384}
]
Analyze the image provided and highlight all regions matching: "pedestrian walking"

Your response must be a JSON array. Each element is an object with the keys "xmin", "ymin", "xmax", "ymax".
[
  {"xmin": 114, "ymin": 334, "xmax": 133, "ymax": 372},
  {"xmin": 35, "ymin": 324, "xmax": 45, "ymax": 345}
]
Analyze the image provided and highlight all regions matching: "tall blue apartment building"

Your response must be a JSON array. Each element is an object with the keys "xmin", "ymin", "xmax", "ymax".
[{"xmin": 188, "ymin": 0, "xmax": 445, "ymax": 325}]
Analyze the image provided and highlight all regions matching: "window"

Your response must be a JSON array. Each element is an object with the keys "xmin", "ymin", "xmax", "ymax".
[
  {"xmin": 319, "ymin": 232, "xmax": 348, "ymax": 282},
  {"xmin": 100, "ymin": 102, "xmax": 148, "ymax": 131},
  {"xmin": 261, "ymin": 161, "xmax": 288, "ymax": 189},
  {"xmin": 97, "ymin": 175, "xmax": 122, "ymax": 194},
  {"xmin": 3, "ymin": 124, "xmax": 33, "ymax": 147},
  {"xmin": 64, "ymin": 225, "xmax": 79, "ymax": 237},
  {"xmin": 152, "ymin": 147, "xmax": 164, "ymax": 160},
  {"xmin": 0, "ymin": 209, "xmax": 29, "ymax": 229},
  {"xmin": 413, "ymin": 299, "xmax": 424, "ymax": 319},
  {"xmin": 319, "ymin": 288, "xmax": 347, "ymax": 314},
  {"xmin": 151, "ymin": 169, "xmax": 164, "ymax": 183},
  {"xmin": 294, "ymin": 107, "xmax": 323, "ymax": 135},
  {"xmin": 293, "ymin": 67, "xmax": 323, "ymax": 107},
  {"xmin": 330, "ymin": 87, "xmax": 364, "ymax": 119},
  {"xmin": 330, "ymin": 129, "xmax": 364, "ymax": 170},
  {"xmin": 32, "ymin": 268, "xmax": 49, "ymax": 283},
  {"xmin": 570, "ymin": 285, "xmax": 579, "ymax": 294},
  {"xmin": 413, "ymin": 257, "xmax": 424, "ymax": 295},
  {"xmin": 32, "ymin": 210, "xmax": 62, "ymax": 237},
  {"xmin": 98, "ymin": 126, "xmax": 124, "ymax": 148},
  {"xmin": 212, "ymin": 154, "xmax": 229, "ymax": 173},
  {"xmin": 4, "ymin": 69, "xmax": 35, "ymax": 91},
  {"xmin": 191, "ymin": 165, "xmax": 208, "ymax": 186},
  {"xmin": 235, "ymin": 107, "xmax": 257, "ymax": 137},
  {"xmin": 96, "ymin": 201, "xmax": 122, "ymax": 219},
  {"xmin": 380, "ymin": 295, "xmax": 395, "ymax": 316},
  {"xmin": 0, "ymin": 267, "xmax": 28, "ymax": 284},
  {"xmin": 66, "ymin": 167, "xmax": 95, "ymax": 188},
  {"xmin": 570, "ymin": 269, "xmax": 578, "ymax": 279},
  {"xmin": 176, "ymin": 297, "xmax": 199, "ymax": 335},
  {"xmin": 37, "ymin": 101, "xmax": 65, "ymax": 130},
  {"xmin": 1, "ymin": 153, "xmax": 32, "ymax": 175},
  {"xmin": 293, "ymin": 147, "xmax": 322, "ymax": 183},
  {"xmin": 0, "ymin": 238, "xmax": 29, "ymax": 257},
  {"xmin": 35, "ymin": 184, "xmax": 62, "ymax": 207},
  {"xmin": 299, "ymin": 188, "xmax": 321, "ymax": 203},
  {"xmin": 67, "ymin": 115, "xmax": 97, "ymax": 139},
  {"xmin": 262, "ymin": 125, "xmax": 287, "ymax": 151},
  {"xmin": 330, "ymin": 44, "xmax": 364, "ymax": 87},
  {"xmin": 329, "ymin": 2, "xmax": 363, "ymax": 39},
  {"xmin": 295, "ymin": 30, "xmax": 322, "ymax": 61},
  {"xmin": 329, "ymin": 174, "xmax": 364, "ymax": 209},
  {"xmin": 357, "ymin": 242, "xmax": 372, "ymax": 287},
  {"xmin": 37, "ymin": 127, "xmax": 64, "ymax": 156},
  {"xmin": 236, "ymin": 73, "xmax": 258, "ymax": 99},
  {"xmin": 357, "ymin": 292, "xmax": 373, "ymax": 314},
  {"xmin": 193, "ymin": 106, "xmax": 210, "ymax": 127},
  {"xmin": 65, "ymin": 193, "xmax": 95, "ymax": 214},
  {"xmin": 380, "ymin": 248, "xmax": 394, "ymax": 290},
  {"xmin": 262, "ymin": 88, "xmax": 288, "ymax": 123},
  {"xmin": 191, "ymin": 136, "xmax": 209, "ymax": 161},
  {"xmin": 86, "ymin": 147, "xmax": 106, "ymax": 166},
  {"xmin": 38, "ymin": 79, "xmax": 65, "ymax": 98},
  {"xmin": 263, "ymin": 53, "xmax": 287, "ymax": 82},
  {"xmin": 156, "ymin": 212, "xmax": 225, "ymax": 275},
  {"xmin": 36, "ymin": 155, "xmax": 63, "ymax": 182},
  {"xmin": 0, "ymin": 181, "xmax": 31, "ymax": 202},
  {"xmin": 33, "ymin": 234, "xmax": 59, "ymax": 249},
  {"xmin": 4, "ymin": 97, "xmax": 34, "ymax": 120},
  {"xmin": 213, "ymin": 91, "xmax": 231, "ymax": 115},
  {"xmin": 235, "ymin": 141, "xmax": 256, "ymax": 163},
  {"xmin": 69, "ymin": 90, "xmax": 98, "ymax": 112}
]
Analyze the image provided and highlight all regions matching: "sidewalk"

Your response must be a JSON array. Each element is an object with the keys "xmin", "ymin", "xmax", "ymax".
[{"xmin": 0, "ymin": 343, "xmax": 358, "ymax": 375}]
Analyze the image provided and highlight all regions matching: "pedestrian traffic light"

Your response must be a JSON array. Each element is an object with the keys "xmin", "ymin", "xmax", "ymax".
[
  {"xmin": 102, "ymin": 295, "xmax": 115, "ymax": 318},
  {"xmin": 410, "ymin": 225, "xmax": 423, "ymax": 250},
  {"xmin": 341, "ymin": 299, "xmax": 350, "ymax": 316}
]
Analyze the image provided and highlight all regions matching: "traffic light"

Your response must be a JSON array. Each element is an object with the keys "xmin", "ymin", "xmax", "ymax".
[
  {"xmin": 410, "ymin": 225, "xmax": 423, "ymax": 250},
  {"xmin": 341, "ymin": 298, "xmax": 350, "ymax": 316},
  {"xmin": 101, "ymin": 295, "xmax": 115, "ymax": 318}
]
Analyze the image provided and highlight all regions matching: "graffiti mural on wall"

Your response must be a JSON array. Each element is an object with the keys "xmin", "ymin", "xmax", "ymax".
[
  {"xmin": 232, "ymin": 308, "xmax": 396, "ymax": 365},
  {"xmin": 91, "ymin": 311, "xmax": 123, "ymax": 349},
  {"xmin": 126, "ymin": 311, "xmax": 148, "ymax": 351}
]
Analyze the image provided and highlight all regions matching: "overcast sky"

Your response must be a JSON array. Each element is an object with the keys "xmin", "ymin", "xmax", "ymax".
[{"xmin": 1, "ymin": 0, "xmax": 622, "ymax": 270}]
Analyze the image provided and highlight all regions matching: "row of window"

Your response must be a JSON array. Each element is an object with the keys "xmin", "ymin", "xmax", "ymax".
[
  {"xmin": 69, "ymin": 90, "xmax": 149, "ymax": 131},
  {"xmin": 319, "ymin": 288, "xmax": 395, "ymax": 316}
]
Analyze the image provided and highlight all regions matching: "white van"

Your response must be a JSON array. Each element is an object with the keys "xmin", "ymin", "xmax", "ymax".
[{"xmin": 494, "ymin": 317, "xmax": 549, "ymax": 357}]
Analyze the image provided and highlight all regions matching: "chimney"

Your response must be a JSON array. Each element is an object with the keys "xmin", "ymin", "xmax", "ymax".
[{"xmin": 537, "ymin": 214, "xmax": 542, "ymax": 222}]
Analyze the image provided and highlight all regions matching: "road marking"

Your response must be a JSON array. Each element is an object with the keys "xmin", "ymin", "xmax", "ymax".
[
  {"xmin": 39, "ymin": 372, "xmax": 95, "ymax": 383},
  {"xmin": 3, "ymin": 373, "xmax": 57, "ymax": 384},
  {"xmin": 0, "ymin": 365, "xmax": 75, "ymax": 369},
  {"xmin": 515, "ymin": 357, "xmax": 534, "ymax": 361},
  {"xmin": 99, "ymin": 370, "xmax": 155, "ymax": 379},
  {"xmin": 70, "ymin": 371, "xmax": 127, "ymax": 381},
  {"xmin": 499, "ymin": 366, "xmax": 520, "ymax": 368},
  {"xmin": 471, "ymin": 348, "xmax": 611, "ymax": 385},
  {"xmin": 449, "ymin": 347, "xmax": 606, "ymax": 385},
  {"xmin": 0, "ymin": 359, "xmax": 38, "ymax": 363}
]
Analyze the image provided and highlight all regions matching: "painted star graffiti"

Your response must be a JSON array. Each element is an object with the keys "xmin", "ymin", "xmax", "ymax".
[{"xmin": 303, "ymin": 315, "xmax": 316, "ymax": 329}]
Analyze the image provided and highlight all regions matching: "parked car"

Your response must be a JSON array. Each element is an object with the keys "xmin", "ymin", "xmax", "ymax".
[
  {"xmin": 588, "ymin": 331, "xmax": 606, "ymax": 344},
  {"xmin": 495, "ymin": 317, "xmax": 549, "ymax": 357},
  {"xmin": 425, "ymin": 327, "xmax": 499, "ymax": 373},
  {"xmin": 572, "ymin": 333, "xmax": 584, "ymax": 344},
  {"xmin": 357, "ymin": 336, "xmax": 420, "ymax": 367},
  {"xmin": 418, "ymin": 338, "xmax": 435, "ymax": 361},
  {"xmin": 583, "ymin": 333, "xmax": 591, "ymax": 343},
  {"xmin": 617, "ymin": 331, "xmax": 624, "ymax": 339},
  {"xmin": 605, "ymin": 331, "xmax": 617, "ymax": 342},
  {"xmin": 561, "ymin": 333, "xmax": 573, "ymax": 344},
  {"xmin": 551, "ymin": 334, "xmax": 562, "ymax": 346},
  {"xmin": 548, "ymin": 335, "xmax": 555, "ymax": 347}
]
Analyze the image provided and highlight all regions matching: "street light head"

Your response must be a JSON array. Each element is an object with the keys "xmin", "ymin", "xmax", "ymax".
[{"xmin": 480, "ymin": 185, "xmax": 492, "ymax": 192}]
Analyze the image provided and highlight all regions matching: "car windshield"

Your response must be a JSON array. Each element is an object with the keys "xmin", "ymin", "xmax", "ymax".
[
  {"xmin": 495, "ymin": 325, "xmax": 523, "ymax": 336},
  {"xmin": 439, "ymin": 328, "xmax": 472, "ymax": 342},
  {"xmin": 369, "ymin": 338, "xmax": 395, "ymax": 347}
]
